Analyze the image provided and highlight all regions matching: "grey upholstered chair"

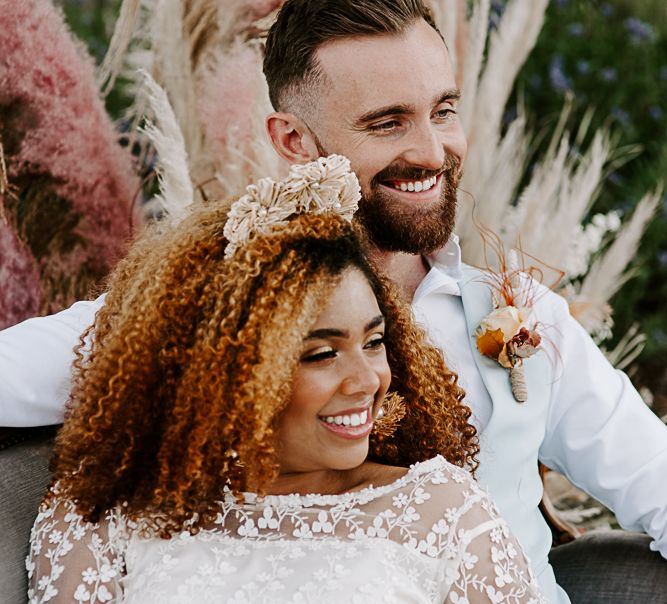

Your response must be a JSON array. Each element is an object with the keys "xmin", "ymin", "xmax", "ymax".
[{"xmin": 0, "ymin": 427, "xmax": 57, "ymax": 604}]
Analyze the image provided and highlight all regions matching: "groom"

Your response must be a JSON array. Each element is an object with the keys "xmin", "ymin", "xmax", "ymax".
[
  {"xmin": 2, "ymin": 1, "xmax": 666, "ymax": 602},
  {"xmin": 259, "ymin": 4, "xmax": 667, "ymax": 601}
]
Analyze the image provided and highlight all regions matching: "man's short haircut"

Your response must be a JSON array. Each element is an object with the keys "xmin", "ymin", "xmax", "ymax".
[{"xmin": 263, "ymin": 0, "xmax": 441, "ymax": 113}]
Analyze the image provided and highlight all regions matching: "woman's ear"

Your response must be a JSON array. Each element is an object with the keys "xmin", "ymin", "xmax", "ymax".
[{"xmin": 266, "ymin": 112, "xmax": 321, "ymax": 164}]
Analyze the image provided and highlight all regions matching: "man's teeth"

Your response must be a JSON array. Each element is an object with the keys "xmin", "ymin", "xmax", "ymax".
[
  {"xmin": 322, "ymin": 410, "xmax": 369, "ymax": 427},
  {"xmin": 393, "ymin": 175, "xmax": 437, "ymax": 193}
]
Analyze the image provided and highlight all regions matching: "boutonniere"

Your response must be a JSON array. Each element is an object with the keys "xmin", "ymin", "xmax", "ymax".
[{"xmin": 474, "ymin": 252, "xmax": 542, "ymax": 403}]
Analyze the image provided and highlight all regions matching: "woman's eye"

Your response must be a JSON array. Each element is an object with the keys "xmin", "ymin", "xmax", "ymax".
[
  {"xmin": 364, "ymin": 335, "xmax": 385, "ymax": 350},
  {"xmin": 301, "ymin": 348, "xmax": 337, "ymax": 363}
]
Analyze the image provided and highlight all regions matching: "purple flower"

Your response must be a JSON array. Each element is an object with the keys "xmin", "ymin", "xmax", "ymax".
[
  {"xmin": 657, "ymin": 251, "xmax": 667, "ymax": 268},
  {"xmin": 567, "ymin": 23, "xmax": 584, "ymax": 37},
  {"xmin": 624, "ymin": 18, "xmax": 656, "ymax": 42},
  {"xmin": 600, "ymin": 67, "xmax": 618, "ymax": 82},
  {"xmin": 491, "ymin": 0, "xmax": 506, "ymax": 13},
  {"xmin": 489, "ymin": 0, "xmax": 506, "ymax": 30},
  {"xmin": 611, "ymin": 108, "xmax": 630, "ymax": 125},
  {"xmin": 652, "ymin": 329, "xmax": 667, "ymax": 345},
  {"xmin": 503, "ymin": 106, "xmax": 518, "ymax": 126},
  {"xmin": 576, "ymin": 60, "xmax": 591, "ymax": 75},
  {"xmin": 608, "ymin": 172, "xmax": 624, "ymax": 186},
  {"xmin": 549, "ymin": 55, "xmax": 572, "ymax": 92},
  {"xmin": 528, "ymin": 75, "xmax": 543, "ymax": 90},
  {"xmin": 649, "ymin": 106, "xmax": 664, "ymax": 120},
  {"xmin": 600, "ymin": 3, "xmax": 613, "ymax": 17}
]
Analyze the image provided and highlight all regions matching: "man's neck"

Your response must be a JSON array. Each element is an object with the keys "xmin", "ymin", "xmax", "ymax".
[{"xmin": 369, "ymin": 249, "xmax": 429, "ymax": 302}]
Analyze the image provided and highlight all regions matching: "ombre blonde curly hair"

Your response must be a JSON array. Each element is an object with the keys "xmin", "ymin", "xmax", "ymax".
[{"xmin": 50, "ymin": 202, "xmax": 478, "ymax": 537}]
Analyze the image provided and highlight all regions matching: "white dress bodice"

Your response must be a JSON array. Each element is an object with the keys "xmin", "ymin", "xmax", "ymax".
[{"xmin": 28, "ymin": 456, "xmax": 545, "ymax": 603}]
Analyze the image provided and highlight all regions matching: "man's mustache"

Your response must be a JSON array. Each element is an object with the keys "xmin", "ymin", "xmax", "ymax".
[{"xmin": 371, "ymin": 155, "xmax": 461, "ymax": 185}]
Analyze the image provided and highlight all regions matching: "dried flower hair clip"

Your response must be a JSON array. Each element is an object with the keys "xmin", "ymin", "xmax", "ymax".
[{"xmin": 223, "ymin": 154, "xmax": 361, "ymax": 258}]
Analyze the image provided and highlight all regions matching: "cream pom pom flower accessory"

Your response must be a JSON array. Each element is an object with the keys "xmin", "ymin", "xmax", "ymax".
[{"xmin": 223, "ymin": 154, "xmax": 361, "ymax": 258}]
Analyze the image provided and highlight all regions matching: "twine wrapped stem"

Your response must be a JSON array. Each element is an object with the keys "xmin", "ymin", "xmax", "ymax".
[{"xmin": 510, "ymin": 363, "xmax": 528, "ymax": 403}]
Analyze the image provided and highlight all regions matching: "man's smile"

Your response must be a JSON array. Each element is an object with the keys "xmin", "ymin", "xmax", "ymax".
[
  {"xmin": 388, "ymin": 174, "xmax": 438, "ymax": 192},
  {"xmin": 378, "ymin": 173, "xmax": 443, "ymax": 202}
]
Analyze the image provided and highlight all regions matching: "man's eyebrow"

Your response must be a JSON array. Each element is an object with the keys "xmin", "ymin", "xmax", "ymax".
[
  {"xmin": 434, "ymin": 88, "xmax": 461, "ymax": 105},
  {"xmin": 355, "ymin": 103, "xmax": 414, "ymax": 126},
  {"xmin": 354, "ymin": 88, "xmax": 461, "ymax": 126}
]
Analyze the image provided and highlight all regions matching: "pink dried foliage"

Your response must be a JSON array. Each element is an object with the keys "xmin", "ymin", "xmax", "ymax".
[
  {"xmin": 0, "ymin": 0, "xmax": 139, "ymax": 316},
  {"xmin": 0, "ymin": 220, "xmax": 42, "ymax": 329},
  {"xmin": 248, "ymin": 0, "xmax": 284, "ymax": 19},
  {"xmin": 198, "ymin": 42, "xmax": 264, "ymax": 156},
  {"xmin": 219, "ymin": 0, "xmax": 284, "ymax": 22}
]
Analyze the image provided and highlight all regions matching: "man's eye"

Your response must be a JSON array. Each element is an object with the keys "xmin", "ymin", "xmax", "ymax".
[
  {"xmin": 301, "ymin": 348, "xmax": 337, "ymax": 363},
  {"xmin": 369, "ymin": 120, "xmax": 400, "ymax": 132},
  {"xmin": 433, "ymin": 107, "xmax": 456, "ymax": 120}
]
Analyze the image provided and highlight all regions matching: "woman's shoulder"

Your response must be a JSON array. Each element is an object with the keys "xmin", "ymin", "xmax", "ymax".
[
  {"xmin": 32, "ymin": 489, "xmax": 132, "ymax": 545},
  {"xmin": 362, "ymin": 456, "xmax": 485, "ymax": 505}
]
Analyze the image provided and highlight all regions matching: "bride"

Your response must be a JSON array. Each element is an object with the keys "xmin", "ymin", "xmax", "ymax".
[{"xmin": 27, "ymin": 156, "xmax": 545, "ymax": 603}]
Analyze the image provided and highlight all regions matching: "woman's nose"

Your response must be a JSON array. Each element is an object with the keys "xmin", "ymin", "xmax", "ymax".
[{"xmin": 340, "ymin": 355, "xmax": 381, "ymax": 396}]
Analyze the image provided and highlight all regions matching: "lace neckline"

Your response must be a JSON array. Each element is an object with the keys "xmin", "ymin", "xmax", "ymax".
[{"xmin": 241, "ymin": 455, "xmax": 448, "ymax": 508}]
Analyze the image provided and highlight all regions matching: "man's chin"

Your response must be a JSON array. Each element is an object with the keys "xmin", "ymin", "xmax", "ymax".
[
  {"xmin": 356, "ymin": 189, "xmax": 455, "ymax": 255},
  {"xmin": 355, "ymin": 210, "xmax": 453, "ymax": 255}
]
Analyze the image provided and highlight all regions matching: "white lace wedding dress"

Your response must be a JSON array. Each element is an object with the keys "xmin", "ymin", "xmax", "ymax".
[{"xmin": 27, "ymin": 456, "xmax": 546, "ymax": 603}]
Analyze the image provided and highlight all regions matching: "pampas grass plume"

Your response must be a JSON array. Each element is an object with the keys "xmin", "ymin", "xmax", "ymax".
[{"xmin": 0, "ymin": 0, "xmax": 138, "ymax": 321}]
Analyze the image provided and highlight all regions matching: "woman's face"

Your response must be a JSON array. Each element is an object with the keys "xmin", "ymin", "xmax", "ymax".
[{"xmin": 278, "ymin": 268, "xmax": 391, "ymax": 475}]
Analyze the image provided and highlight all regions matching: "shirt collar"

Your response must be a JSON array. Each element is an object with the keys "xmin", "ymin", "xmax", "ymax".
[
  {"xmin": 413, "ymin": 235, "xmax": 463, "ymax": 301},
  {"xmin": 426, "ymin": 234, "xmax": 463, "ymax": 280}
]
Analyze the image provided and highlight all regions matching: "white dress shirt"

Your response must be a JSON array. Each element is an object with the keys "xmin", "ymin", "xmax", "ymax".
[{"xmin": 413, "ymin": 236, "xmax": 667, "ymax": 564}]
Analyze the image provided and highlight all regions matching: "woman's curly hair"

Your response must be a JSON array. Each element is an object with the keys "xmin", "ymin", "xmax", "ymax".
[{"xmin": 50, "ymin": 202, "xmax": 478, "ymax": 537}]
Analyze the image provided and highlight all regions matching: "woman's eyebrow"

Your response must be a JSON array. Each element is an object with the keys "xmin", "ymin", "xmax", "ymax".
[
  {"xmin": 305, "ymin": 328, "xmax": 348, "ymax": 340},
  {"xmin": 365, "ymin": 315, "xmax": 385, "ymax": 332},
  {"xmin": 305, "ymin": 316, "xmax": 384, "ymax": 340}
]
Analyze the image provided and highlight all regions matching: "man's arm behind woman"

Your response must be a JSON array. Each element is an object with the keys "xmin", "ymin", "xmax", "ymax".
[{"xmin": 0, "ymin": 297, "xmax": 104, "ymax": 427}]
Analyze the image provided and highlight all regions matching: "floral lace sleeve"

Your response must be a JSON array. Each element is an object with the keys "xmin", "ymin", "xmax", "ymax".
[
  {"xmin": 27, "ymin": 496, "xmax": 127, "ymax": 604},
  {"xmin": 427, "ymin": 467, "xmax": 546, "ymax": 604}
]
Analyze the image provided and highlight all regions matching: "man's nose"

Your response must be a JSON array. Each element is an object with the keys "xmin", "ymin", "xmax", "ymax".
[
  {"xmin": 340, "ymin": 355, "xmax": 381, "ymax": 396},
  {"xmin": 402, "ymin": 122, "xmax": 446, "ymax": 171}
]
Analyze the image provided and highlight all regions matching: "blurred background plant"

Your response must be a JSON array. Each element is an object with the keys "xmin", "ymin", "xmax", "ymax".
[
  {"xmin": 436, "ymin": 0, "xmax": 667, "ymax": 423},
  {"xmin": 509, "ymin": 0, "xmax": 667, "ymax": 422}
]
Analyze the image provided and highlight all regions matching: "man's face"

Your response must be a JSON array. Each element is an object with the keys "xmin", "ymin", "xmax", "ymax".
[{"xmin": 307, "ymin": 19, "xmax": 467, "ymax": 254}]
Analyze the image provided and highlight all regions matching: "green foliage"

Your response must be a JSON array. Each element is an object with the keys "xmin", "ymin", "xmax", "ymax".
[{"xmin": 58, "ymin": 0, "xmax": 128, "ymax": 118}]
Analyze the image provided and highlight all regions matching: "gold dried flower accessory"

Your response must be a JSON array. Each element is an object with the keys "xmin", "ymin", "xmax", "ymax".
[
  {"xmin": 475, "ymin": 251, "xmax": 543, "ymax": 403},
  {"xmin": 223, "ymin": 155, "xmax": 361, "ymax": 258}
]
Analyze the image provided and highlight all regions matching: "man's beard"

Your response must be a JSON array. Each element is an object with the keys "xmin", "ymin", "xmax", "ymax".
[
  {"xmin": 355, "ymin": 155, "xmax": 461, "ymax": 255},
  {"xmin": 310, "ymin": 131, "xmax": 460, "ymax": 255}
]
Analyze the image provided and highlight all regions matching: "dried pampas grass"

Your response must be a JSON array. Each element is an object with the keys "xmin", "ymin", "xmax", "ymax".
[
  {"xmin": 578, "ymin": 188, "xmax": 661, "ymax": 310},
  {"xmin": 140, "ymin": 71, "xmax": 194, "ymax": 226}
]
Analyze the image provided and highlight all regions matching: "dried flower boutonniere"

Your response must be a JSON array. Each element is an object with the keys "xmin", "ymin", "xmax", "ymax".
[{"xmin": 475, "ymin": 250, "xmax": 543, "ymax": 403}]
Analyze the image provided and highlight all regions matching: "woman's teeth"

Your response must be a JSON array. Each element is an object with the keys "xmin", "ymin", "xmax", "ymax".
[
  {"xmin": 321, "ymin": 410, "xmax": 369, "ymax": 427},
  {"xmin": 392, "ymin": 175, "xmax": 437, "ymax": 193}
]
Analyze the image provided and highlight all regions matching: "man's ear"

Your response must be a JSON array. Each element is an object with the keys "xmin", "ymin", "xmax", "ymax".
[{"xmin": 266, "ymin": 112, "xmax": 321, "ymax": 164}]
